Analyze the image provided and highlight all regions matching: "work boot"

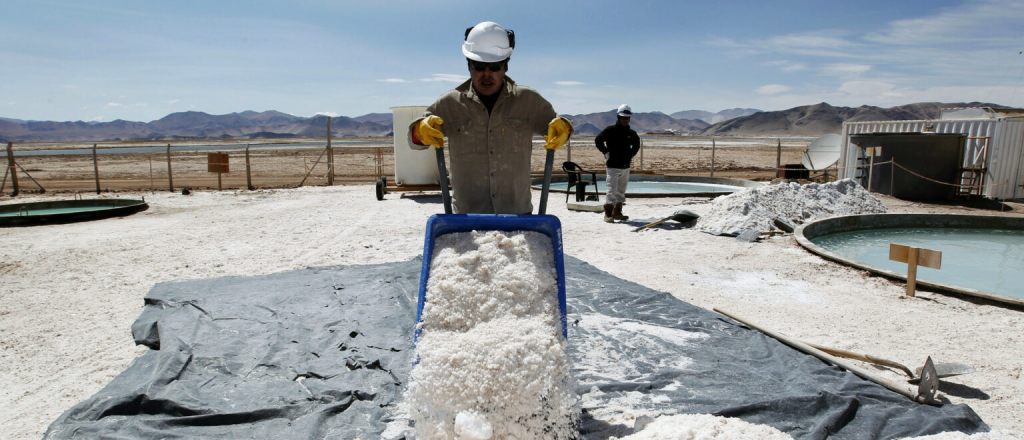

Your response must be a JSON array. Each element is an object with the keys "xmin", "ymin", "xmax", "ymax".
[
  {"xmin": 613, "ymin": 203, "xmax": 629, "ymax": 221},
  {"xmin": 603, "ymin": 204, "xmax": 614, "ymax": 223}
]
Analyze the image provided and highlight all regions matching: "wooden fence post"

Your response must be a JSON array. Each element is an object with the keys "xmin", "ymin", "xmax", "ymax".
[
  {"xmin": 5, "ymin": 142, "xmax": 18, "ymax": 196},
  {"xmin": 246, "ymin": 144, "xmax": 254, "ymax": 190},
  {"xmin": 776, "ymin": 138, "xmax": 781, "ymax": 177},
  {"xmin": 166, "ymin": 144, "xmax": 174, "ymax": 192},
  {"xmin": 327, "ymin": 118, "xmax": 334, "ymax": 186},
  {"xmin": 711, "ymin": 138, "xmax": 716, "ymax": 178},
  {"xmin": 92, "ymin": 144, "xmax": 101, "ymax": 194}
]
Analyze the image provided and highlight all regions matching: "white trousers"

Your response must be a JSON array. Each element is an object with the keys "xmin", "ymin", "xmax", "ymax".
[{"xmin": 605, "ymin": 168, "xmax": 630, "ymax": 205}]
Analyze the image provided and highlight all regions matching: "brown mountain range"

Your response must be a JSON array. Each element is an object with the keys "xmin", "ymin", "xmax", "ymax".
[{"xmin": 0, "ymin": 102, "xmax": 1005, "ymax": 142}]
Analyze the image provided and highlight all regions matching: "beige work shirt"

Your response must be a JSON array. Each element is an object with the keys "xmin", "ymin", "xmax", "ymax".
[{"xmin": 409, "ymin": 77, "xmax": 558, "ymax": 214}]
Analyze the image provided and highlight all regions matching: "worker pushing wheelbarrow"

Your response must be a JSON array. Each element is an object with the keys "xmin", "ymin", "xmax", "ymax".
[
  {"xmin": 406, "ymin": 18, "xmax": 573, "ymax": 337},
  {"xmin": 402, "ymin": 21, "xmax": 579, "ymax": 439}
]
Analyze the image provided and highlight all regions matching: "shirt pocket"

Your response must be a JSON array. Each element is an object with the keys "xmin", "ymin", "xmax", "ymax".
[
  {"xmin": 451, "ymin": 119, "xmax": 484, "ymax": 154},
  {"xmin": 504, "ymin": 117, "xmax": 531, "ymax": 152}
]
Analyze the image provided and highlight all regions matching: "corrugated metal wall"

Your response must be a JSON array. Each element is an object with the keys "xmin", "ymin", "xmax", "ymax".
[{"xmin": 839, "ymin": 119, "xmax": 1024, "ymax": 199}]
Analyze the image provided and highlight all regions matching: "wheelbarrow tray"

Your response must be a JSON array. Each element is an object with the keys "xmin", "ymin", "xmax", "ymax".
[{"xmin": 415, "ymin": 213, "xmax": 568, "ymax": 340}]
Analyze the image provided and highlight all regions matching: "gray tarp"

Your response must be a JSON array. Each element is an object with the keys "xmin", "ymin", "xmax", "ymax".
[{"xmin": 44, "ymin": 256, "xmax": 987, "ymax": 439}]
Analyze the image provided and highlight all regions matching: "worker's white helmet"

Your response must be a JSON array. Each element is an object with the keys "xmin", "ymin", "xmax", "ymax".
[
  {"xmin": 617, "ymin": 104, "xmax": 633, "ymax": 118},
  {"xmin": 462, "ymin": 21, "xmax": 515, "ymax": 62}
]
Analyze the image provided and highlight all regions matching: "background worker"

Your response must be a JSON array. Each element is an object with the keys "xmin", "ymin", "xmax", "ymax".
[
  {"xmin": 408, "ymin": 21, "xmax": 573, "ymax": 214},
  {"xmin": 595, "ymin": 104, "xmax": 641, "ymax": 222}
]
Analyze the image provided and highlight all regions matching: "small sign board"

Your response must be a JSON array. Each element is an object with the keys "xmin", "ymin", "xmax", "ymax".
[
  {"xmin": 208, "ymin": 152, "xmax": 229, "ymax": 173},
  {"xmin": 889, "ymin": 243, "xmax": 941, "ymax": 269},
  {"xmin": 889, "ymin": 243, "xmax": 942, "ymax": 297},
  {"xmin": 865, "ymin": 146, "xmax": 882, "ymax": 156}
]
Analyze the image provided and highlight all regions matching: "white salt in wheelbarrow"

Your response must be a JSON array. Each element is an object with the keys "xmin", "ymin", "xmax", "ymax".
[{"xmin": 414, "ymin": 144, "xmax": 567, "ymax": 341}]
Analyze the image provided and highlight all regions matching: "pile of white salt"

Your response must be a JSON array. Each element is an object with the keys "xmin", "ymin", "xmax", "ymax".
[
  {"xmin": 696, "ymin": 179, "xmax": 888, "ymax": 235},
  {"xmin": 405, "ymin": 230, "xmax": 579, "ymax": 439},
  {"xmin": 615, "ymin": 413, "xmax": 793, "ymax": 439}
]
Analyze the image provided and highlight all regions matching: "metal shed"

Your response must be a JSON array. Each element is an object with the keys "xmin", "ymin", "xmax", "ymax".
[{"xmin": 838, "ymin": 111, "xmax": 1024, "ymax": 200}]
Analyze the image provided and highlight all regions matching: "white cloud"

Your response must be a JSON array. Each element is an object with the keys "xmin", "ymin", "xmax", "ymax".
[
  {"xmin": 769, "ymin": 33, "xmax": 852, "ymax": 49},
  {"xmin": 420, "ymin": 74, "xmax": 466, "ymax": 83},
  {"xmin": 764, "ymin": 60, "xmax": 807, "ymax": 72},
  {"xmin": 61, "ymin": 84, "xmax": 75, "ymax": 89},
  {"xmin": 757, "ymin": 84, "xmax": 792, "ymax": 95},
  {"xmin": 706, "ymin": 37, "xmax": 743, "ymax": 48},
  {"xmin": 822, "ymin": 63, "xmax": 872, "ymax": 76},
  {"xmin": 87, "ymin": 116, "xmax": 105, "ymax": 122},
  {"xmin": 105, "ymin": 102, "xmax": 147, "ymax": 109},
  {"xmin": 864, "ymin": 0, "xmax": 1024, "ymax": 46},
  {"xmin": 377, "ymin": 78, "xmax": 408, "ymax": 83},
  {"xmin": 555, "ymin": 81, "xmax": 584, "ymax": 86},
  {"xmin": 837, "ymin": 81, "xmax": 906, "ymax": 101},
  {"xmin": 167, "ymin": 99, "xmax": 180, "ymax": 104},
  {"xmin": 315, "ymin": 111, "xmax": 339, "ymax": 117}
]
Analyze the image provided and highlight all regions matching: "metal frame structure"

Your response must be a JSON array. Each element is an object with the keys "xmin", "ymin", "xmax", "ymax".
[{"xmin": 838, "ymin": 117, "xmax": 1024, "ymax": 200}]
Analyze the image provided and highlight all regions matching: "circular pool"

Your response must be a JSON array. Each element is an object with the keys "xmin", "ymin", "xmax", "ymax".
[
  {"xmin": 533, "ymin": 175, "xmax": 762, "ymax": 198},
  {"xmin": 0, "ymin": 198, "xmax": 149, "ymax": 227},
  {"xmin": 796, "ymin": 214, "xmax": 1024, "ymax": 307}
]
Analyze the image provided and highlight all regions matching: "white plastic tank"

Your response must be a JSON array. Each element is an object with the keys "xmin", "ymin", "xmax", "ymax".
[{"xmin": 390, "ymin": 106, "xmax": 440, "ymax": 185}]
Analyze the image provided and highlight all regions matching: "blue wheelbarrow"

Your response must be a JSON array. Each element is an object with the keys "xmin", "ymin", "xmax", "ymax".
[{"xmin": 415, "ymin": 145, "xmax": 567, "ymax": 341}]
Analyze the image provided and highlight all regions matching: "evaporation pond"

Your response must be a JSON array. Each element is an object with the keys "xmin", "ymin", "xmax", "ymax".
[
  {"xmin": 548, "ymin": 181, "xmax": 742, "ymax": 194},
  {"xmin": 811, "ymin": 227, "xmax": 1024, "ymax": 299},
  {"xmin": 0, "ymin": 206, "xmax": 117, "ymax": 217}
]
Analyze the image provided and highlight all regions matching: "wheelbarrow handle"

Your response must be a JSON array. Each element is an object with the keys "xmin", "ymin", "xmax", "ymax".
[
  {"xmin": 538, "ymin": 148, "xmax": 555, "ymax": 215},
  {"xmin": 435, "ymin": 146, "xmax": 452, "ymax": 214}
]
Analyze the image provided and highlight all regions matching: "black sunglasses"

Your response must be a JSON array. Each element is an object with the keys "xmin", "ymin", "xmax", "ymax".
[{"xmin": 469, "ymin": 60, "xmax": 507, "ymax": 72}]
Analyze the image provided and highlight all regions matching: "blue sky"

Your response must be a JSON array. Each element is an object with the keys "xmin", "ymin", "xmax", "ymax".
[{"xmin": 2, "ymin": 0, "xmax": 1023, "ymax": 122}]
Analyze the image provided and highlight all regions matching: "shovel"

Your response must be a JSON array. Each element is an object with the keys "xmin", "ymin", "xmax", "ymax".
[
  {"xmin": 632, "ymin": 209, "xmax": 700, "ymax": 232},
  {"xmin": 806, "ymin": 342, "xmax": 975, "ymax": 383}
]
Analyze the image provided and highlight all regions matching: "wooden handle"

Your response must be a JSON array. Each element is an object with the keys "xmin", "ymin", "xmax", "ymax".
[
  {"xmin": 807, "ymin": 343, "xmax": 915, "ymax": 378},
  {"xmin": 633, "ymin": 217, "xmax": 669, "ymax": 232},
  {"xmin": 713, "ymin": 308, "xmax": 936, "ymax": 405}
]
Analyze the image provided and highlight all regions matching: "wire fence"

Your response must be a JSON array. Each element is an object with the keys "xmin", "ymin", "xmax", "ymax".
[
  {"xmin": 2, "ymin": 137, "xmax": 814, "ymax": 195},
  {"xmin": 2, "ymin": 141, "xmax": 396, "ymax": 195}
]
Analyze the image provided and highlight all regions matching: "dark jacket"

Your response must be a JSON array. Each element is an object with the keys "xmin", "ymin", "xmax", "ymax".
[{"xmin": 595, "ymin": 123, "xmax": 641, "ymax": 169}]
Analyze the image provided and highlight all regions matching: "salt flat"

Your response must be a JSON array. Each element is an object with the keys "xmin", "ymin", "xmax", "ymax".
[{"xmin": 1, "ymin": 185, "xmax": 1022, "ymax": 439}]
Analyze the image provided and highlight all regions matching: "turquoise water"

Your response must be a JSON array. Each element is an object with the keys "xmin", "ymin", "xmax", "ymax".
[
  {"xmin": 0, "ymin": 206, "xmax": 115, "ymax": 217},
  {"xmin": 811, "ymin": 227, "xmax": 1024, "ymax": 299},
  {"xmin": 546, "ymin": 181, "xmax": 742, "ymax": 194}
]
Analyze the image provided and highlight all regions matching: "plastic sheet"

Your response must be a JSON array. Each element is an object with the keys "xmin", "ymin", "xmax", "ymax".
[{"xmin": 44, "ymin": 257, "xmax": 987, "ymax": 439}]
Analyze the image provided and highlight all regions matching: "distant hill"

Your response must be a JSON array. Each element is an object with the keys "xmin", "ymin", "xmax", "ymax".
[
  {"xmin": 566, "ymin": 110, "xmax": 708, "ymax": 135},
  {"xmin": 0, "ymin": 102, "xmax": 1011, "ymax": 142},
  {"xmin": 352, "ymin": 113, "xmax": 393, "ymax": 124},
  {"xmin": 0, "ymin": 110, "xmax": 392, "ymax": 142},
  {"xmin": 670, "ymin": 108, "xmax": 760, "ymax": 125},
  {"xmin": 699, "ymin": 102, "xmax": 1005, "ymax": 136}
]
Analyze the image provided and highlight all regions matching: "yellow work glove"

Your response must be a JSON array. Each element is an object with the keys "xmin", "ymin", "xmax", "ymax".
[
  {"xmin": 415, "ymin": 115, "xmax": 445, "ymax": 149},
  {"xmin": 544, "ymin": 117, "xmax": 572, "ymax": 150}
]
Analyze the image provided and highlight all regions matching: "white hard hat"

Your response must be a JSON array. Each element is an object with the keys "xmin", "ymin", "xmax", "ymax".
[
  {"xmin": 617, "ymin": 104, "xmax": 633, "ymax": 118},
  {"xmin": 462, "ymin": 21, "xmax": 515, "ymax": 62}
]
